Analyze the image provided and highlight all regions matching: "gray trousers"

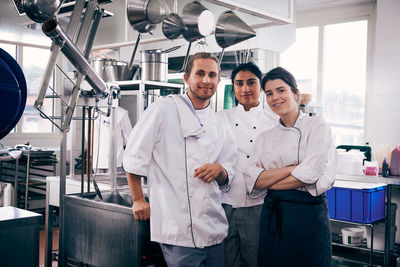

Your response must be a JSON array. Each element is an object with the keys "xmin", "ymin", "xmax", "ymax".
[
  {"xmin": 160, "ymin": 243, "xmax": 224, "ymax": 267},
  {"xmin": 223, "ymin": 204, "xmax": 262, "ymax": 267}
]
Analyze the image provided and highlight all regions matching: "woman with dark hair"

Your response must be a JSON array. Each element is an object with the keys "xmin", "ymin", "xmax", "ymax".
[
  {"xmin": 244, "ymin": 67, "xmax": 337, "ymax": 267},
  {"xmin": 217, "ymin": 62, "xmax": 276, "ymax": 267}
]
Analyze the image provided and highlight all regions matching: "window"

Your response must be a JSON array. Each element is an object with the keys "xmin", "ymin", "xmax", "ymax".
[
  {"xmin": 281, "ymin": 27, "xmax": 319, "ymax": 102},
  {"xmin": 280, "ymin": 20, "xmax": 368, "ymax": 146},
  {"xmin": 22, "ymin": 46, "xmax": 55, "ymax": 133},
  {"xmin": 0, "ymin": 42, "xmax": 56, "ymax": 135}
]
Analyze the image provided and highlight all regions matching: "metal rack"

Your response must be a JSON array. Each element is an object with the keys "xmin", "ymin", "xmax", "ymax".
[
  {"xmin": 0, "ymin": 151, "xmax": 57, "ymax": 211},
  {"xmin": 330, "ymin": 218, "xmax": 386, "ymax": 267},
  {"xmin": 336, "ymin": 174, "xmax": 400, "ymax": 267},
  {"xmin": 115, "ymin": 80, "xmax": 184, "ymax": 126}
]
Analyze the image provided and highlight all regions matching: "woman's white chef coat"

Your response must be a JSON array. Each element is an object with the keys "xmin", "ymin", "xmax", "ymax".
[
  {"xmin": 123, "ymin": 94, "xmax": 237, "ymax": 248},
  {"xmin": 245, "ymin": 111, "xmax": 337, "ymax": 197},
  {"xmin": 217, "ymin": 103, "xmax": 277, "ymax": 207}
]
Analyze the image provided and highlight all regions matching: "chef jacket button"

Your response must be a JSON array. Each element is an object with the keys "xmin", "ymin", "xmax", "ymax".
[
  {"xmin": 253, "ymin": 126, "xmax": 256, "ymax": 129},
  {"xmin": 247, "ymin": 155, "xmax": 250, "ymax": 158},
  {"xmin": 250, "ymin": 140, "xmax": 253, "ymax": 142},
  {"xmin": 235, "ymin": 123, "xmax": 238, "ymax": 126}
]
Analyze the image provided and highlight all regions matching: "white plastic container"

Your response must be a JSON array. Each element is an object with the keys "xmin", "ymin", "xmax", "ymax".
[
  {"xmin": 0, "ymin": 182, "xmax": 14, "ymax": 206},
  {"xmin": 341, "ymin": 227, "xmax": 364, "ymax": 246},
  {"xmin": 366, "ymin": 223, "xmax": 397, "ymax": 250},
  {"xmin": 337, "ymin": 151, "xmax": 365, "ymax": 176}
]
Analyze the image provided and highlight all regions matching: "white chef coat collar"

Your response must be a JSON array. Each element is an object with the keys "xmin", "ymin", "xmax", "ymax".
[
  {"xmin": 235, "ymin": 102, "xmax": 262, "ymax": 114},
  {"xmin": 169, "ymin": 94, "xmax": 207, "ymax": 138},
  {"xmin": 278, "ymin": 109, "xmax": 306, "ymax": 129}
]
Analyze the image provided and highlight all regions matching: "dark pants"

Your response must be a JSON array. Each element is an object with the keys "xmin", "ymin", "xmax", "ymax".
[
  {"xmin": 223, "ymin": 204, "xmax": 262, "ymax": 267},
  {"xmin": 258, "ymin": 190, "xmax": 332, "ymax": 267}
]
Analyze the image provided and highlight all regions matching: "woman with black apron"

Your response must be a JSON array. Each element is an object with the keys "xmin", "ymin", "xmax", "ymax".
[{"xmin": 244, "ymin": 67, "xmax": 337, "ymax": 267}]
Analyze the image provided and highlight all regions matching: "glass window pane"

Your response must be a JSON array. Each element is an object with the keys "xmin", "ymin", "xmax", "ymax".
[
  {"xmin": 323, "ymin": 20, "xmax": 367, "ymax": 145},
  {"xmin": 22, "ymin": 46, "xmax": 54, "ymax": 133},
  {"xmin": 280, "ymin": 26, "xmax": 319, "ymax": 104},
  {"xmin": 0, "ymin": 43, "xmax": 16, "ymax": 58}
]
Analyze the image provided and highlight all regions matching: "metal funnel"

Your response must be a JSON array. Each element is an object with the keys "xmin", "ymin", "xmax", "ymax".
[
  {"xmin": 182, "ymin": 1, "xmax": 215, "ymax": 42},
  {"xmin": 162, "ymin": 0, "xmax": 187, "ymax": 40},
  {"xmin": 162, "ymin": 13, "xmax": 187, "ymax": 40},
  {"xmin": 215, "ymin": 10, "xmax": 256, "ymax": 49}
]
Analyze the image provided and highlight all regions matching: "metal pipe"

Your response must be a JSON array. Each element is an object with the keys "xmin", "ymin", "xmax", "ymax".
[
  {"xmin": 84, "ymin": 8, "xmax": 104, "ymax": 58},
  {"xmin": 24, "ymin": 149, "xmax": 31, "ymax": 210},
  {"xmin": 129, "ymin": 33, "xmax": 141, "ymax": 68},
  {"xmin": 42, "ymin": 19, "xmax": 108, "ymax": 96},
  {"xmin": 180, "ymin": 42, "xmax": 192, "ymax": 73},
  {"xmin": 81, "ymin": 107, "xmax": 86, "ymax": 194},
  {"xmin": 218, "ymin": 48, "xmax": 225, "ymax": 65},
  {"xmin": 87, "ymin": 107, "xmax": 92, "ymax": 193},
  {"xmin": 75, "ymin": 0, "xmax": 97, "ymax": 51},
  {"xmin": 110, "ymin": 107, "xmax": 117, "ymax": 191},
  {"xmin": 13, "ymin": 158, "xmax": 19, "ymax": 207}
]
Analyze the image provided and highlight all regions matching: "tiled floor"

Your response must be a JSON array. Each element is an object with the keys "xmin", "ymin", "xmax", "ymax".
[{"xmin": 39, "ymin": 227, "xmax": 58, "ymax": 267}]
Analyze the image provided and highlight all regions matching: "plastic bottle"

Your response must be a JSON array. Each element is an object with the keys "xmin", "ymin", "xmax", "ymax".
[
  {"xmin": 382, "ymin": 154, "xmax": 389, "ymax": 177},
  {"xmin": 375, "ymin": 144, "xmax": 392, "ymax": 174},
  {"xmin": 390, "ymin": 145, "xmax": 400, "ymax": 176},
  {"xmin": 223, "ymin": 84, "xmax": 235, "ymax": 109}
]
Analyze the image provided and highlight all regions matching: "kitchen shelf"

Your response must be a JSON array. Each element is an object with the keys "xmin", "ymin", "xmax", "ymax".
[
  {"xmin": 115, "ymin": 80, "xmax": 184, "ymax": 91},
  {"xmin": 0, "ymin": 151, "xmax": 57, "ymax": 211},
  {"xmin": 115, "ymin": 80, "xmax": 184, "ymax": 127},
  {"xmin": 336, "ymin": 174, "xmax": 400, "ymax": 267},
  {"xmin": 330, "ymin": 218, "xmax": 384, "ymax": 267}
]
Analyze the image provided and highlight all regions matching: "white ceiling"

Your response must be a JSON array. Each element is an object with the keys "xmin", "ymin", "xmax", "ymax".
[{"xmin": 296, "ymin": 0, "xmax": 375, "ymax": 12}]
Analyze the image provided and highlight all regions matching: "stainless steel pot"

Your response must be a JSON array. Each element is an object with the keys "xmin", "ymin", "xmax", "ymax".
[
  {"xmin": 106, "ymin": 61, "xmax": 140, "ymax": 82},
  {"xmin": 140, "ymin": 50, "xmax": 168, "ymax": 82},
  {"xmin": 181, "ymin": 1, "xmax": 215, "ymax": 42},
  {"xmin": 127, "ymin": 0, "xmax": 167, "ymax": 33},
  {"xmin": 91, "ymin": 58, "xmax": 139, "ymax": 82},
  {"xmin": 90, "ymin": 58, "xmax": 113, "ymax": 82}
]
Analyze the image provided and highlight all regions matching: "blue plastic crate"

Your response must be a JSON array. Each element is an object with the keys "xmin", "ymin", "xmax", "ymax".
[{"xmin": 326, "ymin": 181, "xmax": 386, "ymax": 223}]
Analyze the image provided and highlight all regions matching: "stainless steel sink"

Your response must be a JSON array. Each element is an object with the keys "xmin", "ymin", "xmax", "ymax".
[{"xmin": 61, "ymin": 190, "xmax": 150, "ymax": 266}]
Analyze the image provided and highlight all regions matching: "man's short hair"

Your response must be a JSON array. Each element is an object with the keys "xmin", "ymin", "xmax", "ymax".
[{"xmin": 184, "ymin": 52, "xmax": 220, "ymax": 77}]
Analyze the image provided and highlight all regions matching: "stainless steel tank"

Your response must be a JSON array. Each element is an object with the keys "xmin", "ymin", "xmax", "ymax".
[{"xmin": 62, "ymin": 191, "xmax": 165, "ymax": 266}]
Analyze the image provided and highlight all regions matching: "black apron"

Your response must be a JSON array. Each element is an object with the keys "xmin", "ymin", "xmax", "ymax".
[{"xmin": 257, "ymin": 190, "xmax": 331, "ymax": 267}]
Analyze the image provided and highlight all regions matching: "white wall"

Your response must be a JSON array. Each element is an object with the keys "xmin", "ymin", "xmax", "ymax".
[{"xmin": 366, "ymin": 0, "xmax": 400, "ymax": 152}]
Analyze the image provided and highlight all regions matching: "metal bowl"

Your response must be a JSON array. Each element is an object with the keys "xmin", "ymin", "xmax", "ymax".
[{"xmin": 127, "ymin": 0, "xmax": 167, "ymax": 33}]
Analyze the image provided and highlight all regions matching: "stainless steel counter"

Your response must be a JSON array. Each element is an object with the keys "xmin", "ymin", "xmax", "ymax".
[{"xmin": 336, "ymin": 173, "xmax": 400, "ymax": 185}]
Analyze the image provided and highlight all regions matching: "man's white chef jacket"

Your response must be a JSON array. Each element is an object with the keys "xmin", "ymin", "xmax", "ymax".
[
  {"xmin": 245, "ymin": 111, "xmax": 337, "ymax": 197},
  {"xmin": 217, "ymin": 103, "xmax": 276, "ymax": 207},
  {"xmin": 123, "ymin": 94, "xmax": 237, "ymax": 248}
]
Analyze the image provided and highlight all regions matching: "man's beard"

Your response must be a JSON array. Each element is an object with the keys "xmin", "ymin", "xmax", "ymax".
[{"xmin": 189, "ymin": 87, "xmax": 213, "ymax": 101}]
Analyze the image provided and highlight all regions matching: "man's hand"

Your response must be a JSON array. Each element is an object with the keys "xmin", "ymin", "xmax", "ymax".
[
  {"xmin": 194, "ymin": 163, "xmax": 227, "ymax": 185},
  {"xmin": 132, "ymin": 198, "xmax": 150, "ymax": 220}
]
